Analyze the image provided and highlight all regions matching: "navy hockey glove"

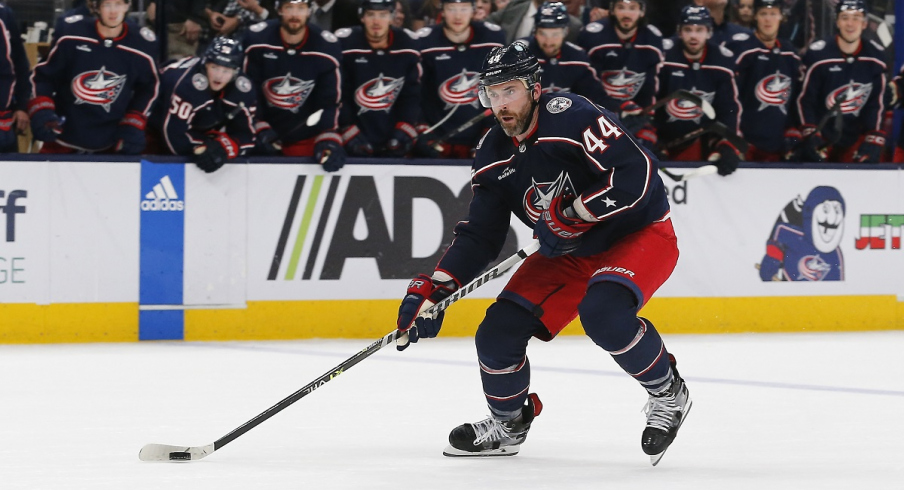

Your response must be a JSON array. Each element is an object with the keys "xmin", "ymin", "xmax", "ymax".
[
  {"xmin": 0, "ymin": 111, "xmax": 16, "ymax": 150},
  {"xmin": 781, "ymin": 127, "xmax": 802, "ymax": 162},
  {"xmin": 534, "ymin": 195, "xmax": 594, "ymax": 258},
  {"xmin": 114, "ymin": 111, "xmax": 148, "ymax": 155},
  {"xmin": 618, "ymin": 100, "xmax": 646, "ymax": 134},
  {"xmin": 314, "ymin": 132, "xmax": 346, "ymax": 172},
  {"xmin": 396, "ymin": 273, "xmax": 458, "ymax": 351},
  {"xmin": 340, "ymin": 125, "xmax": 373, "ymax": 157},
  {"xmin": 635, "ymin": 124, "xmax": 658, "ymax": 153},
  {"xmin": 413, "ymin": 123, "xmax": 446, "ymax": 158},
  {"xmin": 28, "ymin": 96, "xmax": 63, "ymax": 143},
  {"xmin": 254, "ymin": 121, "xmax": 282, "ymax": 155},
  {"xmin": 853, "ymin": 131, "xmax": 886, "ymax": 163},
  {"xmin": 800, "ymin": 125, "xmax": 827, "ymax": 162},
  {"xmin": 383, "ymin": 122, "xmax": 417, "ymax": 157},
  {"xmin": 193, "ymin": 131, "xmax": 238, "ymax": 173},
  {"xmin": 709, "ymin": 139, "xmax": 741, "ymax": 176}
]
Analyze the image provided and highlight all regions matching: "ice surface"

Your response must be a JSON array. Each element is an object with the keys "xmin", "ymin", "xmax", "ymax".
[{"xmin": 1, "ymin": 331, "xmax": 902, "ymax": 489}]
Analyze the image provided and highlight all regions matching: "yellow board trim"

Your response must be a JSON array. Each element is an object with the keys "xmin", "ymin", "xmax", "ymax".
[{"xmin": 1, "ymin": 296, "xmax": 902, "ymax": 344}]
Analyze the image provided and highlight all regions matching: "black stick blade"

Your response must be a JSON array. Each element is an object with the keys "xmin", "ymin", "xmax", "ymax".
[{"xmin": 139, "ymin": 443, "xmax": 215, "ymax": 462}]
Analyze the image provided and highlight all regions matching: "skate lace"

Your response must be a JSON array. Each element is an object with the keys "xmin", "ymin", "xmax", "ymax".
[
  {"xmin": 471, "ymin": 416, "xmax": 509, "ymax": 445},
  {"xmin": 643, "ymin": 391, "xmax": 681, "ymax": 432}
]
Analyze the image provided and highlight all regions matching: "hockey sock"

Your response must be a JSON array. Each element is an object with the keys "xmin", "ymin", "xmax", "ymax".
[
  {"xmin": 580, "ymin": 282, "xmax": 674, "ymax": 393},
  {"xmin": 475, "ymin": 300, "xmax": 545, "ymax": 415}
]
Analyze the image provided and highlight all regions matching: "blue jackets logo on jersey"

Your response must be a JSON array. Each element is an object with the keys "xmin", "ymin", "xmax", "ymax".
[
  {"xmin": 827, "ymin": 82, "xmax": 873, "ymax": 117},
  {"xmin": 72, "ymin": 66, "xmax": 127, "ymax": 112},
  {"xmin": 522, "ymin": 171, "xmax": 576, "ymax": 223},
  {"xmin": 439, "ymin": 69, "xmax": 480, "ymax": 108},
  {"xmin": 354, "ymin": 74, "xmax": 405, "ymax": 113},
  {"xmin": 755, "ymin": 71, "xmax": 792, "ymax": 114},
  {"xmin": 264, "ymin": 73, "xmax": 315, "ymax": 112},
  {"xmin": 601, "ymin": 69, "xmax": 646, "ymax": 101},
  {"xmin": 666, "ymin": 88, "xmax": 714, "ymax": 123}
]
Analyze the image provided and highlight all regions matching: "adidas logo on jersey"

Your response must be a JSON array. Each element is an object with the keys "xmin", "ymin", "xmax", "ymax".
[{"xmin": 141, "ymin": 175, "xmax": 184, "ymax": 211}]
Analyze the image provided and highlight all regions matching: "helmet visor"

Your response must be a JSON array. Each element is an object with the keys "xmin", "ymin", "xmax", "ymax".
[{"xmin": 478, "ymin": 80, "xmax": 532, "ymax": 108}]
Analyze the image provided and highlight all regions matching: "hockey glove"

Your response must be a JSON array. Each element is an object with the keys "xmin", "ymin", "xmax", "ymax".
[
  {"xmin": 885, "ymin": 80, "xmax": 900, "ymax": 110},
  {"xmin": 396, "ymin": 273, "xmax": 458, "ymax": 351},
  {"xmin": 340, "ymin": 125, "xmax": 373, "ymax": 157},
  {"xmin": 413, "ymin": 123, "xmax": 446, "ymax": 158},
  {"xmin": 758, "ymin": 241, "xmax": 785, "ymax": 281},
  {"xmin": 853, "ymin": 131, "xmax": 886, "ymax": 163},
  {"xmin": 635, "ymin": 124, "xmax": 658, "ymax": 153},
  {"xmin": 28, "ymin": 96, "xmax": 63, "ymax": 143},
  {"xmin": 314, "ymin": 132, "xmax": 346, "ymax": 172},
  {"xmin": 781, "ymin": 127, "xmax": 802, "ymax": 162},
  {"xmin": 800, "ymin": 124, "xmax": 827, "ymax": 162},
  {"xmin": 0, "ymin": 110, "xmax": 16, "ymax": 150},
  {"xmin": 383, "ymin": 122, "xmax": 417, "ymax": 157},
  {"xmin": 708, "ymin": 139, "xmax": 741, "ymax": 176},
  {"xmin": 618, "ymin": 100, "xmax": 646, "ymax": 134},
  {"xmin": 254, "ymin": 121, "xmax": 283, "ymax": 155},
  {"xmin": 114, "ymin": 111, "xmax": 148, "ymax": 155},
  {"xmin": 533, "ymin": 195, "xmax": 594, "ymax": 258},
  {"xmin": 193, "ymin": 131, "xmax": 238, "ymax": 173}
]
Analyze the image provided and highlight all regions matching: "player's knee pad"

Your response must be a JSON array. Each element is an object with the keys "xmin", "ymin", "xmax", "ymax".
[
  {"xmin": 578, "ymin": 281, "xmax": 641, "ymax": 352},
  {"xmin": 475, "ymin": 300, "xmax": 545, "ymax": 370}
]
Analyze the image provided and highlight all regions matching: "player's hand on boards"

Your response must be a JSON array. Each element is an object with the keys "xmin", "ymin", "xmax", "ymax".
[
  {"xmin": 396, "ymin": 273, "xmax": 458, "ymax": 351},
  {"xmin": 533, "ymin": 195, "xmax": 594, "ymax": 257},
  {"xmin": 314, "ymin": 134, "xmax": 346, "ymax": 172},
  {"xmin": 708, "ymin": 139, "xmax": 741, "ymax": 176},
  {"xmin": 28, "ymin": 96, "xmax": 63, "ymax": 143},
  {"xmin": 800, "ymin": 124, "xmax": 827, "ymax": 162},
  {"xmin": 853, "ymin": 131, "xmax": 885, "ymax": 163}
]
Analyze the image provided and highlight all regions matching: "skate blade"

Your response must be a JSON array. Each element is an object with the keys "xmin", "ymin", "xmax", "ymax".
[
  {"xmin": 442, "ymin": 444, "xmax": 520, "ymax": 457},
  {"xmin": 649, "ymin": 397, "xmax": 693, "ymax": 467}
]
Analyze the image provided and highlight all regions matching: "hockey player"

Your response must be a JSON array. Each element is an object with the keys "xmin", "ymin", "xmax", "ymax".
[
  {"xmin": 522, "ymin": 3, "xmax": 606, "ymax": 105},
  {"xmin": 151, "ymin": 37, "xmax": 257, "ymax": 173},
  {"xmin": 576, "ymin": 0, "xmax": 664, "ymax": 150},
  {"xmin": 795, "ymin": 0, "xmax": 887, "ymax": 164},
  {"xmin": 890, "ymin": 66, "xmax": 903, "ymax": 163},
  {"xmin": 29, "ymin": 0, "xmax": 159, "ymax": 154},
  {"xmin": 396, "ymin": 41, "xmax": 691, "ymax": 465},
  {"xmin": 655, "ymin": 5, "xmax": 741, "ymax": 175},
  {"xmin": 243, "ymin": 0, "xmax": 346, "ymax": 171},
  {"xmin": 335, "ymin": 0, "xmax": 422, "ymax": 157},
  {"xmin": 0, "ymin": 4, "xmax": 32, "ymax": 153},
  {"xmin": 415, "ymin": 0, "xmax": 505, "ymax": 158},
  {"xmin": 727, "ymin": 0, "xmax": 801, "ymax": 162}
]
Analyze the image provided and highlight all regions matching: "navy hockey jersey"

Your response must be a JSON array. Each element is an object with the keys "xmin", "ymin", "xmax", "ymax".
[
  {"xmin": 521, "ymin": 37, "xmax": 606, "ymax": 104},
  {"xmin": 335, "ymin": 25, "xmax": 421, "ymax": 147},
  {"xmin": 893, "ymin": 65, "xmax": 904, "ymax": 150},
  {"xmin": 656, "ymin": 41, "xmax": 740, "ymax": 148},
  {"xmin": 436, "ymin": 92, "xmax": 669, "ymax": 284},
  {"xmin": 30, "ymin": 17, "xmax": 160, "ymax": 152},
  {"xmin": 417, "ymin": 21, "xmax": 504, "ymax": 146},
  {"xmin": 728, "ymin": 33, "xmax": 801, "ymax": 153},
  {"xmin": 797, "ymin": 36, "xmax": 887, "ymax": 149},
  {"xmin": 576, "ymin": 21, "xmax": 664, "ymax": 112},
  {"xmin": 151, "ymin": 57, "xmax": 258, "ymax": 155},
  {"xmin": 243, "ymin": 20, "xmax": 343, "ymax": 144},
  {"xmin": 710, "ymin": 21, "xmax": 752, "ymax": 48},
  {"xmin": 0, "ymin": 4, "xmax": 32, "ymax": 112}
]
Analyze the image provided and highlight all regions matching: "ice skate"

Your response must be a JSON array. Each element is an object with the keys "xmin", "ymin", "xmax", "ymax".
[
  {"xmin": 443, "ymin": 393, "xmax": 542, "ymax": 457},
  {"xmin": 641, "ymin": 367, "xmax": 692, "ymax": 466}
]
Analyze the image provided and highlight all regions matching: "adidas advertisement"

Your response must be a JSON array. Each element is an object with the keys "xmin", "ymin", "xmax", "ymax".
[{"xmin": 140, "ymin": 174, "xmax": 184, "ymax": 211}]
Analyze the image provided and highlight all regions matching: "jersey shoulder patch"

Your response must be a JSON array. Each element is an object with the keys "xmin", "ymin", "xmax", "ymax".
[
  {"xmin": 250, "ymin": 21, "xmax": 268, "ymax": 33},
  {"xmin": 140, "ymin": 26, "xmax": 157, "ymax": 42},
  {"xmin": 322, "ymin": 30, "xmax": 338, "ymax": 43},
  {"xmin": 646, "ymin": 24, "xmax": 662, "ymax": 37},
  {"xmin": 662, "ymin": 38, "xmax": 674, "ymax": 50},
  {"xmin": 809, "ymin": 40, "xmax": 826, "ymax": 51},
  {"xmin": 334, "ymin": 27, "xmax": 352, "ymax": 38},
  {"xmin": 192, "ymin": 73, "xmax": 209, "ymax": 91},
  {"xmin": 584, "ymin": 22, "xmax": 603, "ymax": 34},
  {"xmin": 546, "ymin": 96, "xmax": 572, "ymax": 114},
  {"xmin": 65, "ymin": 14, "xmax": 84, "ymax": 24},
  {"xmin": 484, "ymin": 22, "xmax": 501, "ymax": 31},
  {"xmin": 719, "ymin": 45, "xmax": 734, "ymax": 58},
  {"xmin": 732, "ymin": 32, "xmax": 750, "ymax": 42},
  {"xmin": 235, "ymin": 76, "xmax": 252, "ymax": 93}
]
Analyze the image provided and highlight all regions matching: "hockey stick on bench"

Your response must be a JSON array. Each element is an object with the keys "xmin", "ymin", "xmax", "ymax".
[
  {"xmin": 430, "ymin": 108, "xmax": 493, "ymax": 151},
  {"xmin": 138, "ymin": 240, "xmax": 541, "ymax": 463}
]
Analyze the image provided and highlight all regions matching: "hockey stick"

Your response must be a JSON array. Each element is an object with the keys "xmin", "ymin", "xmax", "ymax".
[
  {"xmin": 138, "ymin": 240, "xmax": 540, "ymax": 463},
  {"xmin": 643, "ymin": 89, "xmax": 715, "ymax": 120},
  {"xmin": 661, "ymin": 121, "xmax": 748, "ymax": 154},
  {"xmin": 658, "ymin": 164, "xmax": 718, "ymax": 182},
  {"xmin": 430, "ymin": 108, "xmax": 493, "ymax": 150},
  {"xmin": 421, "ymin": 103, "xmax": 462, "ymax": 136}
]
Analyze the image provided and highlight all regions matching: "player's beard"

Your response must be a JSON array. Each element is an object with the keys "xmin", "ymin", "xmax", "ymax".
[
  {"xmin": 496, "ymin": 98, "xmax": 536, "ymax": 137},
  {"xmin": 614, "ymin": 16, "xmax": 638, "ymax": 35},
  {"xmin": 282, "ymin": 18, "xmax": 306, "ymax": 35}
]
